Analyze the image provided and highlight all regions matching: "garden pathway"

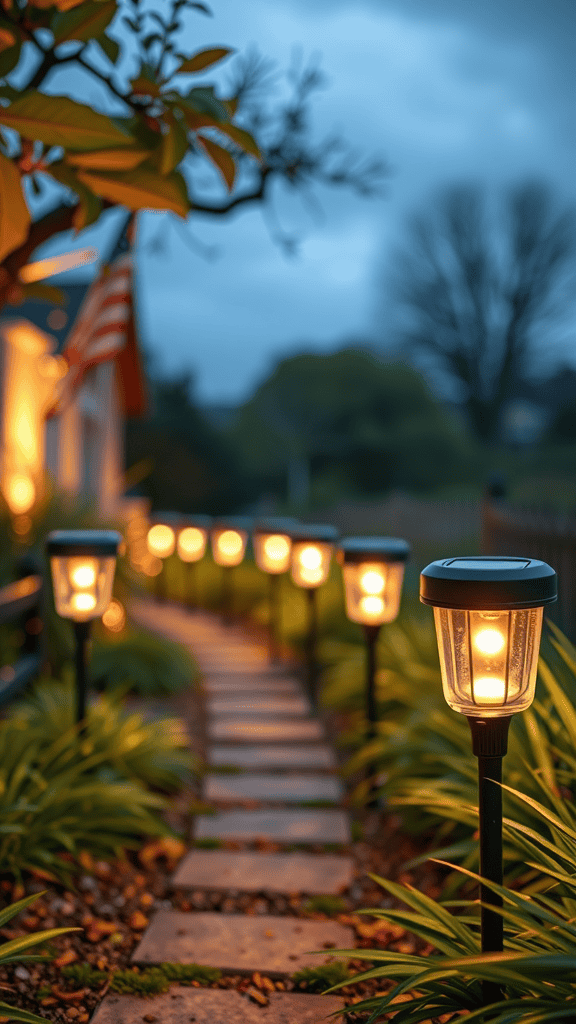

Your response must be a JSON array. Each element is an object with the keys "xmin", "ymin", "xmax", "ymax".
[{"xmin": 92, "ymin": 599, "xmax": 355, "ymax": 1023}]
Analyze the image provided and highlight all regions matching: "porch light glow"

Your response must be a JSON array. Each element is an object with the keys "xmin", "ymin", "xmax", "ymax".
[
  {"xmin": 291, "ymin": 529, "xmax": 337, "ymax": 590},
  {"xmin": 147, "ymin": 523, "xmax": 175, "ymax": 559},
  {"xmin": 178, "ymin": 526, "xmax": 207, "ymax": 562},
  {"xmin": 212, "ymin": 527, "xmax": 248, "ymax": 567},
  {"xmin": 47, "ymin": 530, "xmax": 121, "ymax": 623},
  {"xmin": 340, "ymin": 538, "xmax": 410, "ymax": 627}
]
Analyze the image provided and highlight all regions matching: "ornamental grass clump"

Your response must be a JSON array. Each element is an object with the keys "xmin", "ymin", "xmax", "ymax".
[
  {"xmin": 91, "ymin": 626, "xmax": 197, "ymax": 697},
  {"xmin": 11, "ymin": 673, "xmax": 197, "ymax": 792}
]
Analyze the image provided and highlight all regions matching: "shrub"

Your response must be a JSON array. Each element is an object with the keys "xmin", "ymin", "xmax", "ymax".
[{"xmin": 91, "ymin": 625, "xmax": 198, "ymax": 697}]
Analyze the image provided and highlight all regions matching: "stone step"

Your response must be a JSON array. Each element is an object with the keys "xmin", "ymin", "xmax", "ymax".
[
  {"xmin": 207, "ymin": 697, "xmax": 312, "ymax": 717},
  {"xmin": 195, "ymin": 809, "xmax": 351, "ymax": 844},
  {"xmin": 208, "ymin": 719, "xmax": 324, "ymax": 743},
  {"xmin": 92, "ymin": 988, "xmax": 344, "ymax": 1024},
  {"xmin": 204, "ymin": 772, "xmax": 343, "ymax": 804},
  {"xmin": 172, "ymin": 850, "xmax": 355, "ymax": 895},
  {"xmin": 203, "ymin": 676, "xmax": 303, "ymax": 695},
  {"xmin": 133, "ymin": 910, "xmax": 353, "ymax": 976},
  {"xmin": 208, "ymin": 745, "xmax": 337, "ymax": 770}
]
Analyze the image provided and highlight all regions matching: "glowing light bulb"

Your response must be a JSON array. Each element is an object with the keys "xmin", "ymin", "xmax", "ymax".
[
  {"xmin": 360, "ymin": 568, "xmax": 386, "ymax": 595},
  {"xmin": 474, "ymin": 628, "xmax": 505, "ymax": 656},
  {"xmin": 178, "ymin": 527, "xmax": 205, "ymax": 561},
  {"xmin": 299, "ymin": 545, "xmax": 322, "ymax": 571},
  {"xmin": 147, "ymin": 524, "xmax": 175, "ymax": 558},
  {"xmin": 360, "ymin": 595, "xmax": 385, "ymax": 618},
  {"xmin": 218, "ymin": 530, "xmax": 243, "ymax": 558},
  {"xmin": 474, "ymin": 677, "xmax": 506, "ymax": 704},
  {"xmin": 71, "ymin": 592, "xmax": 96, "ymax": 614},
  {"xmin": 264, "ymin": 535, "xmax": 290, "ymax": 563},
  {"xmin": 70, "ymin": 560, "xmax": 97, "ymax": 588}
]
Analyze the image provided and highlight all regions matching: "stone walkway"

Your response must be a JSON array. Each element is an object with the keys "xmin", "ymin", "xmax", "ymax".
[{"xmin": 93, "ymin": 600, "xmax": 355, "ymax": 1024}]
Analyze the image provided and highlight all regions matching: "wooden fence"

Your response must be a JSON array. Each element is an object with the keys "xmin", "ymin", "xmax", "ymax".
[{"xmin": 482, "ymin": 499, "xmax": 576, "ymax": 639}]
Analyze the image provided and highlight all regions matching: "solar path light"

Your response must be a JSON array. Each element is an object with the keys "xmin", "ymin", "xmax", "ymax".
[
  {"xmin": 211, "ymin": 517, "xmax": 251, "ymax": 622},
  {"xmin": 253, "ymin": 517, "xmax": 298, "ymax": 662},
  {"xmin": 177, "ymin": 515, "xmax": 211, "ymax": 610},
  {"xmin": 146, "ymin": 513, "xmax": 179, "ymax": 602},
  {"xmin": 420, "ymin": 555, "xmax": 557, "ymax": 1006},
  {"xmin": 340, "ymin": 537, "xmax": 410, "ymax": 803},
  {"xmin": 46, "ymin": 529, "xmax": 121, "ymax": 724},
  {"xmin": 290, "ymin": 524, "xmax": 338, "ymax": 706}
]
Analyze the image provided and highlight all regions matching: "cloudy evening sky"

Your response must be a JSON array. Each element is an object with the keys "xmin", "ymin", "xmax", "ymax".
[{"xmin": 40, "ymin": 0, "xmax": 576, "ymax": 403}]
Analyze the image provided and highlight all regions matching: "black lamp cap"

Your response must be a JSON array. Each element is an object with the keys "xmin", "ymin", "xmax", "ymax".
[
  {"xmin": 340, "ymin": 536, "xmax": 410, "ymax": 564},
  {"xmin": 289, "ymin": 523, "xmax": 339, "ymax": 544},
  {"xmin": 253, "ymin": 516, "xmax": 300, "ymax": 536},
  {"xmin": 46, "ymin": 529, "xmax": 122, "ymax": 557},
  {"xmin": 182, "ymin": 514, "xmax": 212, "ymax": 529},
  {"xmin": 420, "ymin": 555, "xmax": 557, "ymax": 610},
  {"xmin": 212, "ymin": 516, "xmax": 253, "ymax": 533}
]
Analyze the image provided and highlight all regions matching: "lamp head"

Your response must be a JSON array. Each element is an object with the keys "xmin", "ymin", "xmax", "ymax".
[
  {"xmin": 289, "ymin": 524, "xmax": 339, "ymax": 589},
  {"xmin": 146, "ymin": 512, "xmax": 180, "ymax": 559},
  {"xmin": 211, "ymin": 516, "xmax": 252, "ymax": 567},
  {"xmin": 177, "ymin": 514, "xmax": 212, "ymax": 563},
  {"xmin": 253, "ymin": 518, "xmax": 299, "ymax": 575},
  {"xmin": 420, "ymin": 556, "xmax": 557, "ymax": 718},
  {"xmin": 340, "ymin": 536, "xmax": 410, "ymax": 625},
  {"xmin": 46, "ymin": 529, "xmax": 121, "ymax": 622}
]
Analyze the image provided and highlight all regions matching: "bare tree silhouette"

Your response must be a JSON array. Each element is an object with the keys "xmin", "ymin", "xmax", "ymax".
[{"xmin": 393, "ymin": 182, "xmax": 576, "ymax": 442}]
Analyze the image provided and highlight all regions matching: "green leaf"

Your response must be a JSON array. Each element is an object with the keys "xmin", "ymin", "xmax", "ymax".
[
  {"xmin": 0, "ymin": 1001, "xmax": 53, "ymax": 1024},
  {"xmin": 0, "ymin": 152, "xmax": 30, "ymax": 262},
  {"xmin": 52, "ymin": 0, "xmax": 117, "ymax": 44},
  {"xmin": 176, "ymin": 47, "xmax": 234, "ymax": 74},
  {"xmin": 180, "ymin": 86, "xmax": 229, "ymax": 121},
  {"xmin": 0, "ymin": 93, "xmax": 133, "ymax": 150},
  {"xmin": 0, "ymin": 928, "xmax": 80, "ymax": 963},
  {"xmin": 196, "ymin": 134, "xmax": 235, "ymax": 190},
  {"xmin": 76, "ymin": 165, "xmax": 189, "ymax": 217},
  {"xmin": 66, "ymin": 147, "xmax": 150, "ymax": 170},
  {"xmin": 0, "ymin": 893, "xmax": 45, "ymax": 930},
  {"xmin": 158, "ymin": 116, "xmax": 188, "ymax": 174},
  {"xmin": 212, "ymin": 122, "xmax": 261, "ymax": 161},
  {"xmin": 95, "ymin": 32, "xmax": 120, "ymax": 64}
]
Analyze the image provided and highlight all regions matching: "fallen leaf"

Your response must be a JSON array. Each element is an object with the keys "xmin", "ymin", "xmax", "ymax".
[
  {"xmin": 54, "ymin": 950, "xmax": 78, "ymax": 969},
  {"xmin": 128, "ymin": 911, "xmax": 148, "ymax": 931},
  {"xmin": 246, "ymin": 986, "xmax": 269, "ymax": 1007},
  {"xmin": 51, "ymin": 987, "xmax": 88, "ymax": 1003}
]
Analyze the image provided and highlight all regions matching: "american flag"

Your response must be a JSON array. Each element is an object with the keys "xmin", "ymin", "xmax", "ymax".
[{"xmin": 47, "ymin": 252, "xmax": 133, "ymax": 417}]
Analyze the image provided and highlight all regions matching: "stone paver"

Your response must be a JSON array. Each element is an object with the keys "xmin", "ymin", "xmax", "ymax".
[
  {"xmin": 209, "ymin": 745, "xmax": 337, "ymax": 769},
  {"xmin": 92, "ymin": 989, "xmax": 344, "ymax": 1024},
  {"xmin": 204, "ymin": 772, "xmax": 342, "ymax": 803},
  {"xmin": 195, "ymin": 809, "xmax": 351, "ymax": 843},
  {"xmin": 207, "ymin": 696, "xmax": 312, "ymax": 717},
  {"xmin": 203, "ymin": 676, "xmax": 303, "ymax": 695},
  {"xmin": 133, "ymin": 911, "xmax": 353, "ymax": 975},
  {"xmin": 208, "ymin": 719, "xmax": 324, "ymax": 743},
  {"xmin": 172, "ymin": 850, "xmax": 355, "ymax": 894}
]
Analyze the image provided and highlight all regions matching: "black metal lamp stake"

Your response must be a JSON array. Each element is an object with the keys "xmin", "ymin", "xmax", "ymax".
[
  {"xmin": 420, "ymin": 555, "xmax": 557, "ymax": 1008},
  {"xmin": 253, "ymin": 519, "xmax": 297, "ymax": 665},
  {"xmin": 290, "ymin": 525, "xmax": 339, "ymax": 710},
  {"xmin": 46, "ymin": 530, "xmax": 122, "ymax": 727},
  {"xmin": 176, "ymin": 517, "xmax": 211, "ymax": 612},
  {"xmin": 340, "ymin": 537, "xmax": 410, "ymax": 806},
  {"xmin": 147, "ymin": 515, "xmax": 179, "ymax": 603},
  {"xmin": 211, "ymin": 518, "xmax": 252, "ymax": 625}
]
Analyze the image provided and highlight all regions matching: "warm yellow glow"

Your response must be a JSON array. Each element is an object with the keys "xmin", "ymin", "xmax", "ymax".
[
  {"xmin": 147, "ymin": 524, "xmax": 175, "ymax": 558},
  {"xmin": 474, "ymin": 677, "xmax": 506, "ymax": 704},
  {"xmin": 178, "ymin": 527, "xmax": 206, "ymax": 562},
  {"xmin": 142, "ymin": 554, "xmax": 163, "ymax": 576},
  {"xmin": 360, "ymin": 595, "xmax": 385, "ymax": 618},
  {"xmin": 102, "ymin": 599, "xmax": 126, "ymax": 632},
  {"xmin": 218, "ymin": 530, "xmax": 243, "ymax": 558},
  {"xmin": 474, "ymin": 628, "xmax": 505, "ymax": 656},
  {"xmin": 299, "ymin": 545, "xmax": 322, "ymax": 571},
  {"xmin": 264, "ymin": 534, "xmax": 290, "ymax": 563},
  {"xmin": 4, "ymin": 323, "xmax": 50, "ymax": 357},
  {"xmin": 71, "ymin": 592, "xmax": 97, "ymax": 614},
  {"xmin": 69, "ymin": 559, "xmax": 97, "ymax": 589},
  {"xmin": 5, "ymin": 473, "xmax": 35, "ymax": 514},
  {"xmin": 18, "ymin": 248, "xmax": 99, "ymax": 284},
  {"xmin": 37, "ymin": 353, "xmax": 68, "ymax": 379},
  {"xmin": 359, "ymin": 568, "xmax": 386, "ymax": 595}
]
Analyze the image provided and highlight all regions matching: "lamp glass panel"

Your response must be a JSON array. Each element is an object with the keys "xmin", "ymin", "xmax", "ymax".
[
  {"xmin": 433, "ymin": 605, "xmax": 543, "ymax": 717},
  {"xmin": 50, "ymin": 555, "xmax": 117, "ymax": 622},
  {"xmin": 178, "ymin": 527, "xmax": 207, "ymax": 563},
  {"xmin": 147, "ymin": 523, "xmax": 175, "ymax": 558},
  {"xmin": 254, "ymin": 533, "xmax": 291, "ymax": 574},
  {"xmin": 212, "ymin": 529, "xmax": 248, "ymax": 567},
  {"xmin": 291, "ymin": 541, "xmax": 333, "ymax": 588},
  {"xmin": 343, "ymin": 561, "xmax": 405, "ymax": 625}
]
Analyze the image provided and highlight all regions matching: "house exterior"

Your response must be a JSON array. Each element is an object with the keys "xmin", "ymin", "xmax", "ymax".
[{"xmin": 0, "ymin": 245, "xmax": 147, "ymax": 520}]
